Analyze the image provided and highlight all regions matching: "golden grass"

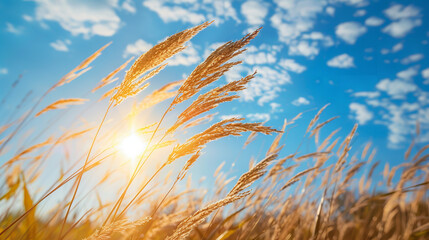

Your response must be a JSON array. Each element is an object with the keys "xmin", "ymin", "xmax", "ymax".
[{"xmin": 0, "ymin": 22, "xmax": 428, "ymax": 240}]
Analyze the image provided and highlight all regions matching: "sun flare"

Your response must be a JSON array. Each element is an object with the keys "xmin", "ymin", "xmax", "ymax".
[{"xmin": 119, "ymin": 133, "xmax": 147, "ymax": 159}]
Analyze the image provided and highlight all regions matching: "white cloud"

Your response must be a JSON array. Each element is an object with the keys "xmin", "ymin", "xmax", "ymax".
[
  {"xmin": 360, "ymin": 97, "xmax": 426, "ymax": 148},
  {"xmin": 349, "ymin": 103, "xmax": 373, "ymax": 124},
  {"xmin": 143, "ymin": 0, "xmax": 205, "ymax": 24},
  {"xmin": 380, "ymin": 49, "xmax": 389, "ymax": 55},
  {"xmin": 353, "ymin": 91, "xmax": 380, "ymax": 98},
  {"xmin": 270, "ymin": 102, "xmax": 282, "ymax": 113},
  {"xmin": 376, "ymin": 78, "xmax": 417, "ymax": 99},
  {"xmin": 354, "ymin": 9, "xmax": 366, "ymax": 17},
  {"xmin": 22, "ymin": 15, "xmax": 33, "ymax": 22},
  {"xmin": 270, "ymin": 0, "xmax": 326, "ymax": 43},
  {"xmin": 34, "ymin": 0, "xmax": 121, "ymax": 38},
  {"xmin": 327, "ymin": 54, "xmax": 355, "ymax": 68},
  {"xmin": 382, "ymin": 4, "xmax": 421, "ymax": 38},
  {"xmin": 302, "ymin": 32, "xmax": 334, "ymax": 47},
  {"xmin": 279, "ymin": 59, "xmax": 306, "ymax": 73},
  {"xmin": 220, "ymin": 114, "xmax": 243, "ymax": 121},
  {"xmin": 288, "ymin": 41, "xmax": 319, "ymax": 59},
  {"xmin": 326, "ymin": 6, "xmax": 335, "ymax": 16},
  {"xmin": 383, "ymin": 102, "xmax": 419, "ymax": 148},
  {"xmin": 383, "ymin": 18, "xmax": 422, "ymax": 38},
  {"xmin": 381, "ymin": 42, "xmax": 403, "ymax": 55},
  {"xmin": 167, "ymin": 44, "xmax": 200, "ymax": 66},
  {"xmin": 50, "ymin": 39, "xmax": 71, "ymax": 52},
  {"xmin": 6, "ymin": 22, "xmax": 20, "ymax": 34},
  {"xmin": 392, "ymin": 43, "xmax": 403, "ymax": 53},
  {"xmin": 401, "ymin": 54, "xmax": 424, "ymax": 65},
  {"xmin": 396, "ymin": 66, "xmax": 419, "ymax": 80},
  {"xmin": 335, "ymin": 22, "xmax": 367, "ymax": 44},
  {"xmin": 0, "ymin": 68, "xmax": 8, "ymax": 75},
  {"xmin": 143, "ymin": 0, "xmax": 238, "ymax": 25},
  {"xmin": 241, "ymin": 0, "xmax": 269, "ymax": 26},
  {"xmin": 384, "ymin": 4, "xmax": 420, "ymax": 20},
  {"xmin": 122, "ymin": 0, "xmax": 136, "ymax": 13},
  {"xmin": 246, "ymin": 113, "xmax": 270, "ymax": 122},
  {"xmin": 241, "ymin": 45, "xmax": 279, "ymax": 65},
  {"xmin": 330, "ymin": 0, "xmax": 368, "ymax": 7},
  {"xmin": 422, "ymin": 68, "xmax": 429, "ymax": 84},
  {"xmin": 226, "ymin": 65, "xmax": 291, "ymax": 106},
  {"xmin": 365, "ymin": 16, "xmax": 384, "ymax": 26},
  {"xmin": 123, "ymin": 39, "xmax": 153, "ymax": 58},
  {"xmin": 292, "ymin": 97, "xmax": 310, "ymax": 106},
  {"xmin": 422, "ymin": 68, "xmax": 429, "ymax": 79}
]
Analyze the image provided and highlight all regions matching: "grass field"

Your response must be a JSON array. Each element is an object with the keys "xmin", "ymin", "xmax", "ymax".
[{"xmin": 1, "ymin": 22, "xmax": 428, "ymax": 240}]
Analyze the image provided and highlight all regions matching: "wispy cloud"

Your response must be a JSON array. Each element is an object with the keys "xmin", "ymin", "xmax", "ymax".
[
  {"xmin": 122, "ymin": 0, "xmax": 136, "ymax": 13},
  {"xmin": 365, "ymin": 16, "xmax": 384, "ymax": 26},
  {"xmin": 50, "ymin": 39, "xmax": 71, "ymax": 52},
  {"xmin": 327, "ymin": 54, "xmax": 355, "ymax": 68},
  {"xmin": 34, "ymin": 0, "xmax": 121, "ymax": 38},
  {"xmin": 401, "ymin": 54, "xmax": 424, "ymax": 65},
  {"xmin": 396, "ymin": 65, "xmax": 419, "ymax": 80},
  {"xmin": 143, "ymin": 0, "xmax": 239, "ymax": 25},
  {"xmin": 279, "ymin": 59, "xmax": 306, "ymax": 73},
  {"xmin": 292, "ymin": 97, "xmax": 310, "ymax": 106},
  {"xmin": 349, "ymin": 102, "xmax": 373, "ymax": 124},
  {"xmin": 382, "ymin": 4, "xmax": 422, "ymax": 38},
  {"xmin": 0, "ymin": 68, "xmax": 8, "ymax": 75},
  {"xmin": 246, "ymin": 113, "xmax": 270, "ymax": 122},
  {"xmin": 123, "ymin": 39, "xmax": 153, "ymax": 58},
  {"xmin": 376, "ymin": 78, "xmax": 417, "ymax": 99},
  {"xmin": 241, "ymin": 0, "xmax": 269, "ymax": 26},
  {"xmin": 336, "ymin": 22, "xmax": 367, "ymax": 44},
  {"xmin": 167, "ymin": 43, "xmax": 200, "ymax": 66},
  {"xmin": 6, "ymin": 22, "xmax": 21, "ymax": 34}
]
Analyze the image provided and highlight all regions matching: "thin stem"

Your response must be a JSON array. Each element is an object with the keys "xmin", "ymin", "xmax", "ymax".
[
  {"xmin": 0, "ymin": 90, "xmax": 49, "ymax": 154},
  {"xmin": 59, "ymin": 101, "xmax": 113, "ymax": 239},
  {"xmin": 103, "ymin": 95, "xmax": 177, "ymax": 225},
  {"xmin": 0, "ymin": 150, "xmax": 114, "ymax": 237}
]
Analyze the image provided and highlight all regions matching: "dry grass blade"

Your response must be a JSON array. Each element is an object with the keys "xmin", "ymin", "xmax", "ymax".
[
  {"xmin": 306, "ymin": 104, "xmax": 329, "ymax": 133},
  {"xmin": 92, "ymin": 57, "xmax": 134, "ymax": 93},
  {"xmin": 228, "ymin": 154, "xmax": 278, "ymax": 196},
  {"xmin": 178, "ymin": 151, "xmax": 202, "ymax": 181},
  {"xmin": 168, "ymin": 118, "xmax": 280, "ymax": 163},
  {"xmin": 110, "ymin": 21, "xmax": 212, "ymax": 106},
  {"xmin": 84, "ymin": 217, "xmax": 151, "ymax": 240},
  {"xmin": 183, "ymin": 112, "xmax": 218, "ymax": 130},
  {"xmin": 295, "ymin": 152, "xmax": 330, "ymax": 162},
  {"xmin": 58, "ymin": 127, "xmax": 94, "ymax": 144},
  {"xmin": 267, "ymin": 119, "xmax": 287, "ymax": 156},
  {"xmin": 280, "ymin": 178, "xmax": 300, "ymax": 191},
  {"xmin": 35, "ymin": 98, "xmax": 88, "ymax": 117},
  {"xmin": 173, "ymin": 27, "xmax": 262, "ymax": 105},
  {"xmin": 281, "ymin": 167, "xmax": 318, "ymax": 191},
  {"xmin": 168, "ymin": 73, "xmax": 256, "ymax": 133},
  {"xmin": 4, "ymin": 137, "xmax": 52, "ymax": 166},
  {"xmin": 267, "ymin": 154, "xmax": 296, "ymax": 178},
  {"xmin": 310, "ymin": 116, "xmax": 339, "ymax": 137},
  {"xmin": 52, "ymin": 42, "xmax": 111, "ymax": 90},
  {"xmin": 124, "ymin": 22, "xmax": 212, "ymax": 88},
  {"xmin": 166, "ymin": 191, "xmax": 250, "ymax": 240},
  {"xmin": 137, "ymin": 79, "xmax": 184, "ymax": 111},
  {"xmin": 22, "ymin": 175, "xmax": 36, "ymax": 239}
]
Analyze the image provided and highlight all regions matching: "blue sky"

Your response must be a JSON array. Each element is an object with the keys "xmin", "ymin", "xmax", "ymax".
[{"xmin": 1, "ymin": 0, "xmax": 429, "ymax": 197}]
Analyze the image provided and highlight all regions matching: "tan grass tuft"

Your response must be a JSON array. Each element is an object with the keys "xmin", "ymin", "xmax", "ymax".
[{"xmin": 35, "ymin": 98, "xmax": 88, "ymax": 117}]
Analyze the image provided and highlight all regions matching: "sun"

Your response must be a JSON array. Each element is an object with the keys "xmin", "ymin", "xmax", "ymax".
[{"xmin": 119, "ymin": 133, "xmax": 147, "ymax": 159}]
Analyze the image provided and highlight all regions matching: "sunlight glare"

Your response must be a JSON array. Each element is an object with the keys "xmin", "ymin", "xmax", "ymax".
[{"xmin": 119, "ymin": 134, "xmax": 147, "ymax": 159}]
